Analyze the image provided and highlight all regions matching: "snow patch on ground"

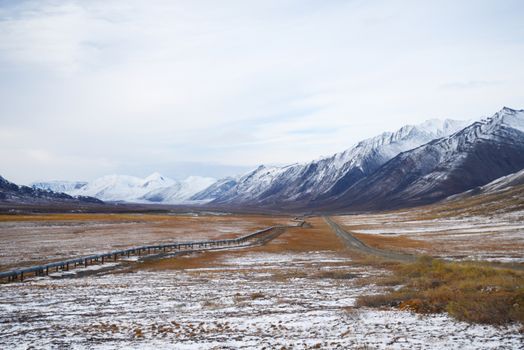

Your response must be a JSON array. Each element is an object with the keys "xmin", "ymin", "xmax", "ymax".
[{"xmin": 1, "ymin": 250, "xmax": 521, "ymax": 349}]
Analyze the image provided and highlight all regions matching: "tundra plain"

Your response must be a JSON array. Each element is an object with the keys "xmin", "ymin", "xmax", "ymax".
[{"xmin": 0, "ymin": 212, "xmax": 523, "ymax": 349}]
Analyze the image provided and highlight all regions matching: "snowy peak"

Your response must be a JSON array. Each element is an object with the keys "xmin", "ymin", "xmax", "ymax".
[
  {"xmin": 32, "ymin": 180, "xmax": 88, "ymax": 193},
  {"xmin": 415, "ymin": 118, "xmax": 467, "ymax": 136},
  {"xmin": 334, "ymin": 117, "xmax": 468, "ymax": 166},
  {"xmin": 33, "ymin": 173, "xmax": 216, "ymax": 204},
  {"xmin": 142, "ymin": 172, "xmax": 175, "ymax": 189},
  {"xmin": 78, "ymin": 175, "xmax": 147, "ymax": 201},
  {"xmin": 495, "ymin": 107, "xmax": 524, "ymax": 132},
  {"xmin": 144, "ymin": 172, "xmax": 165, "ymax": 181},
  {"xmin": 438, "ymin": 106, "xmax": 524, "ymax": 146},
  {"xmin": 141, "ymin": 176, "xmax": 216, "ymax": 203},
  {"xmin": 3, "ymin": 176, "xmax": 103, "ymax": 205},
  {"xmin": 191, "ymin": 177, "xmax": 239, "ymax": 201}
]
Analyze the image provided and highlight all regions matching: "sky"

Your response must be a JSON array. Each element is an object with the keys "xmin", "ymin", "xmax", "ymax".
[{"xmin": 1, "ymin": 0, "xmax": 523, "ymax": 185}]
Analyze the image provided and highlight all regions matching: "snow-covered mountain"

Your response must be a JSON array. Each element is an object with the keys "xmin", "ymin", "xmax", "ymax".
[
  {"xmin": 28, "ymin": 107, "xmax": 524, "ymax": 211},
  {"xmin": 191, "ymin": 177, "xmax": 239, "ymax": 201},
  {"xmin": 31, "ymin": 180, "xmax": 88, "ymax": 194},
  {"xmin": 2, "ymin": 176, "xmax": 102, "ymax": 205},
  {"xmin": 193, "ymin": 118, "xmax": 469, "ymax": 205},
  {"xmin": 323, "ymin": 107, "xmax": 524, "ymax": 211},
  {"xmin": 33, "ymin": 173, "xmax": 216, "ymax": 204},
  {"xmin": 75, "ymin": 173, "xmax": 176, "ymax": 202},
  {"xmin": 140, "ymin": 176, "xmax": 216, "ymax": 203}
]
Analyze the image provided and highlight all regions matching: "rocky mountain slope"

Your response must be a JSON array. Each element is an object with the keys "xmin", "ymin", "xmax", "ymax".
[
  {"xmin": 194, "ymin": 119, "xmax": 468, "ymax": 206},
  {"xmin": 31, "ymin": 180, "xmax": 88, "ymax": 194},
  {"xmin": 322, "ymin": 107, "xmax": 524, "ymax": 211},
  {"xmin": 1, "ymin": 176, "xmax": 102, "ymax": 204},
  {"xmin": 446, "ymin": 167, "xmax": 524, "ymax": 201}
]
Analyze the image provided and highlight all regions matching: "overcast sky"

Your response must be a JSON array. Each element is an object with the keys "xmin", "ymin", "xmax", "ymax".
[{"xmin": 1, "ymin": 0, "xmax": 524, "ymax": 184}]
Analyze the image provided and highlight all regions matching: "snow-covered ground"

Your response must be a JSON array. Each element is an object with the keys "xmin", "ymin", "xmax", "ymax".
[
  {"xmin": 1, "ymin": 249, "xmax": 521, "ymax": 349},
  {"xmin": 336, "ymin": 211, "xmax": 524, "ymax": 262}
]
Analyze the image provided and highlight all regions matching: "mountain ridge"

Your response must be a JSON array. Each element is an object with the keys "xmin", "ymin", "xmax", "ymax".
[
  {"xmin": 32, "ymin": 173, "xmax": 216, "ymax": 204},
  {"xmin": 24, "ymin": 107, "xmax": 524, "ymax": 212},
  {"xmin": 195, "ymin": 118, "xmax": 469, "ymax": 206},
  {"xmin": 1, "ymin": 176, "xmax": 103, "ymax": 205},
  {"xmin": 319, "ymin": 107, "xmax": 524, "ymax": 211}
]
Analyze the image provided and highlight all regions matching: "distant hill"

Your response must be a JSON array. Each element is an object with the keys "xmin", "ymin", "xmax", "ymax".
[
  {"xmin": 0, "ymin": 176, "xmax": 103, "ymax": 205},
  {"xmin": 32, "ymin": 172, "xmax": 216, "ymax": 204},
  {"xmin": 413, "ymin": 169, "xmax": 524, "ymax": 218}
]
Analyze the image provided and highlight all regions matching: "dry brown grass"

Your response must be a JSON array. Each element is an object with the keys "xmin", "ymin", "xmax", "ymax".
[
  {"xmin": 250, "ymin": 292, "xmax": 265, "ymax": 300},
  {"xmin": 0, "ymin": 213, "xmax": 167, "ymax": 222},
  {"xmin": 250, "ymin": 217, "xmax": 348, "ymax": 254},
  {"xmin": 0, "ymin": 212, "xmax": 289, "ymax": 225},
  {"xmin": 0, "ymin": 213, "xmax": 292, "ymax": 271},
  {"xmin": 134, "ymin": 217, "xmax": 350, "ymax": 272},
  {"xmin": 137, "ymin": 250, "xmax": 231, "ymax": 271},
  {"xmin": 356, "ymin": 256, "xmax": 524, "ymax": 325}
]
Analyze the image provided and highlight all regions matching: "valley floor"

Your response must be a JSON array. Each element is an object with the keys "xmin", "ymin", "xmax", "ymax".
[
  {"xmin": 335, "ymin": 207, "xmax": 524, "ymax": 265},
  {"xmin": 0, "ymin": 214, "xmax": 522, "ymax": 349}
]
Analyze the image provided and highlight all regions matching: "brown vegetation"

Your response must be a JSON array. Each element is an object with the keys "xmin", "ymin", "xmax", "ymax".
[
  {"xmin": 0, "ymin": 213, "xmax": 291, "ymax": 271},
  {"xmin": 252, "ymin": 217, "xmax": 349, "ymax": 253},
  {"xmin": 136, "ymin": 217, "xmax": 351, "ymax": 272},
  {"xmin": 137, "ymin": 250, "xmax": 230, "ymax": 271},
  {"xmin": 356, "ymin": 256, "xmax": 524, "ymax": 326}
]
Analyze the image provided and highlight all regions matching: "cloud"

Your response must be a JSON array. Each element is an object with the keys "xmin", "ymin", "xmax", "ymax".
[
  {"xmin": 440, "ymin": 80, "xmax": 503, "ymax": 89},
  {"xmin": 0, "ymin": 0, "xmax": 524, "ymax": 183}
]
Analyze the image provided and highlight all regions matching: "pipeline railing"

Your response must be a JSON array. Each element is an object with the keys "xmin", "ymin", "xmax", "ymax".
[{"xmin": 0, "ymin": 224, "xmax": 290, "ymax": 283}]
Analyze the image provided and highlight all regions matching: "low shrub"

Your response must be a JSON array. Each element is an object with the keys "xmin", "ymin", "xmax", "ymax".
[{"xmin": 357, "ymin": 256, "xmax": 524, "ymax": 325}]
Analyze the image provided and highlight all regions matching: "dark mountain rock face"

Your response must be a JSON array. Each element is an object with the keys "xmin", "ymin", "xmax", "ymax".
[
  {"xmin": 322, "ymin": 107, "xmax": 524, "ymax": 211},
  {"xmin": 0, "ymin": 176, "xmax": 104, "ymax": 205}
]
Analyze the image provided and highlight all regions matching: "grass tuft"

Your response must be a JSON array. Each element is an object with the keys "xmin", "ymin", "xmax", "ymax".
[{"xmin": 357, "ymin": 256, "xmax": 524, "ymax": 325}]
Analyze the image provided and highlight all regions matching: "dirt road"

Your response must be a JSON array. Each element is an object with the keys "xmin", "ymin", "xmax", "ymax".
[{"xmin": 324, "ymin": 216, "xmax": 416, "ymax": 262}]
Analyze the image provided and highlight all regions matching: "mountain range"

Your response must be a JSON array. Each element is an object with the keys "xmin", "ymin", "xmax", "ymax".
[
  {"xmin": 0, "ymin": 176, "xmax": 102, "ymax": 205},
  {"xmin": 32, "ymin": 173, "xmax": 215, "ymax": 204},
  {"xmin": 317, "ymin": 107, "xmax": 524, "ymax": 211},
  {"xmin": 193, "ymin": 106, "xmax": 524, "ymax": 212},
  {"xmin": 194, "ymin": 118, "xmax": 469, "ymax": 207},
  {"xmin": 6, "ymin": 106, "xmax": 524, "ymax": 213}
]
